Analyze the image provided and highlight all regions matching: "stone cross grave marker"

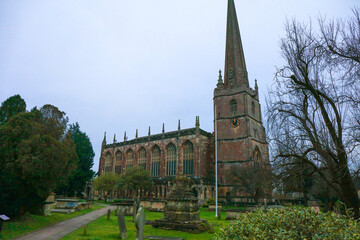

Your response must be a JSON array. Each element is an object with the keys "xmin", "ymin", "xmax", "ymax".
[
  {"xmin": 118, "ymin": 208, "xmax": 128, "ymax": 239},
  {"xmin": 135, "ymin": 207, "xmax": 146, "ymax": 240}
]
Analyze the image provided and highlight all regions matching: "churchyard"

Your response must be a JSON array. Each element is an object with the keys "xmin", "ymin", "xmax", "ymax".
[{"xmin": 61, "ymin": 207, "xmax": 228, "ymax": 240}]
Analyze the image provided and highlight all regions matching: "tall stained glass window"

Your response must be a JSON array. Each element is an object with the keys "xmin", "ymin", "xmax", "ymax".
[
  {"xmin": 105, "ymin": 152, "xmax": 112, "ymax": 173},
  {"xmin": 139, "ymin": 148, "xmax": 147, "ymax": 169},
  {"xmin": 151, "ymin": 146, "xmax": 161, "ymax": 177},
  {"xmin": 115, "ymin": 150, "xmax": 122, "ymax": 162},
  {"xmin": 183, "ymin": 141, "xmax": 194, "ymax": 175},
  {"xmin": 126, "ymin": 149, "xmax": 134, "ymax": 169},
  {"xmin": 230, "ymin": 99, "xmax": 237, "ymax": 114},
  {"xmin": 166, "ymin": 143, "xmax": 177, "ymax": 176}
]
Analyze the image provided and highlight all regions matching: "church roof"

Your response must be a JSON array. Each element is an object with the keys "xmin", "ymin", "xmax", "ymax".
[{"xmin": 105, "ymin": 127, "xmax": 212, "ymax": 149}]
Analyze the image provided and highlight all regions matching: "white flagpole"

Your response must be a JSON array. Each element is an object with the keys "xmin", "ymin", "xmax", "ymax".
[{"xmin": 215, "ymin": 104, "xmax": 218, "ymax": 217}]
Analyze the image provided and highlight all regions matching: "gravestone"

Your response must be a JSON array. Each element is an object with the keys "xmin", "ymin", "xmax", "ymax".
[
  {"xmin": 133, "ymin": 199, "xmax": 139, "ymax": 221},
  {"xmin": 135, "ymin": 207, "xmax": 146, "ymax": 240},
  {"xmin": 118, "ymin": 209, "xmax": 128, "ymax": 239},
  {"xmin": 107, "ymin": 209, "xmax": 111, "ymax": 220}
]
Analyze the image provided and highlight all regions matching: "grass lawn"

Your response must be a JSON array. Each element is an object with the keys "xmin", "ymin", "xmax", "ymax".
[
  {"xmin": 0, "ymin": 203, "xmax": 105, "ymax": 240},
  {"xmin": 61, "ymin": 208, "xmax": 229, "ymax": 240}
]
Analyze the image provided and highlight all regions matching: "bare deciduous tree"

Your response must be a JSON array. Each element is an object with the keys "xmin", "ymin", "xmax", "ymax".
[
  {"xmin": 267, "ymin": 8, "xmax": 360, "ymax": 218},
  {"xmin": 227, "ymin": 162, "xmax": 272, "ymax": 205}
]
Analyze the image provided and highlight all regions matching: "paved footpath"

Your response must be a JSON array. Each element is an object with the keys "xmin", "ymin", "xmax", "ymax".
[{"xmin": 15, "ymin": 204, "xmax": 116, "ymax": 240}]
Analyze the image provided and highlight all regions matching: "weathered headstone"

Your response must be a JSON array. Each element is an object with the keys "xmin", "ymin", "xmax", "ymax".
[
  {"xmin": 133, "ymin": 201, "xmax": 138, "ymax": 221},
  {"xmin": 217, "ymin": 208, "xmax": 221, "ymax": 220},
  {"xmin": 118, "ymin": 209, "xmax": 128, "ymax": 239},
  {"xmin": 107, "ymin": 209, "xmax": 111, "ymax": 220},
  {"xmin": 135, "ymin": 207, "xmax": 146, "ymax": 240}
]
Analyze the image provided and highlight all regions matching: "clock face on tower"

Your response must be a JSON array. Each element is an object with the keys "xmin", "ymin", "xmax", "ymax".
[{"xmin": 230, "ymin": 117, "xmax": 240, "ymax": 128}]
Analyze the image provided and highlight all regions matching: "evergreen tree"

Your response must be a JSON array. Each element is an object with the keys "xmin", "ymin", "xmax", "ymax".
[
  {"xmin": 0, "ymin": 94, "xmax": 26, "ymax": 125},
  {"xmin": 0, "ymin": 102, "xmax": 77, "ymax": 217},
  {"xmin": 56, "ymin": 123, "xmax": 95, "ymax": 196}
]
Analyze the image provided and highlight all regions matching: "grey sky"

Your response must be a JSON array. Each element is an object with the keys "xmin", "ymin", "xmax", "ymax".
[{"xmin": 0, "ymin": 0, "xmax": 357, "ymax": 172}]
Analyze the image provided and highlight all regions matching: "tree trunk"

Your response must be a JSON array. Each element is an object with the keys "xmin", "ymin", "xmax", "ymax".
[{"xmin": 338, "ymin": 169, "xmax": 360, "ymax": 218}]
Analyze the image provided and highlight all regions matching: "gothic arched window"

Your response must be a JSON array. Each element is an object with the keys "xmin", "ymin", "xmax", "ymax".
[
  {"xmin": 230, "ymin": 99, "xmax": 237, "ymax": 114},
  {"xmin": 151, "ymin": 146, "xmax": 161, "ymax": 177},
  {"xmin": 115, "ymin": 150, "xmax": 122, "ymax": 162},
  {"xmin": 166, "ymin": 143, "xmax": 177, "ymax": 176},
  {"xmin": 183, "ymin": 141, "xmax": 194, "ymax": 176},
  {"xmin": 105, "ymin": 152, "xmax": 112, "ymax": 173},
  {"xmin": 126, "ymin": 149, "xmax": 134, "ymax": 169},
  {"xmin": 139, "ymin": 148, "xmax": 147, "ymax": 169}
]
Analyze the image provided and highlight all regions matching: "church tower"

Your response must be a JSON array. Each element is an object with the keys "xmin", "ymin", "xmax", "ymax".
[{"xmin": 214, "ymin": 0, "xmax": 269, "ymax": 202}]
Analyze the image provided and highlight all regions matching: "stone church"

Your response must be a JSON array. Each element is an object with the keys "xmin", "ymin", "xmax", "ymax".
[{"xmin": 98, "ymin": 0, "xmax": 269, "ymax": 203}]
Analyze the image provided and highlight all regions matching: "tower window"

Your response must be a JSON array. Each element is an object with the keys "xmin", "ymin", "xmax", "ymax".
[
  {"xmin": 151, "ymin": 146, "xmax": 161, "ymax": 177},
  {"xmin": 230, "ymin": 99, "xmax": 237, "ymax": 114},
  {"xmin": 253, "ymin": 148, "xmax": 261, "ymax": 162}
]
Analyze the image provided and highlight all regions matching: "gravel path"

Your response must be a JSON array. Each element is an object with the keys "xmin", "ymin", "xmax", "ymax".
[{"xmin": 14, "ymin": 203, "xmax": 116, "ymax": 240}]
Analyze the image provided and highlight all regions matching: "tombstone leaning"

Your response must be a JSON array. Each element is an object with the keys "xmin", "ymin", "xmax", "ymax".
[
  {"xmin": 135, "ymin": 207, "xmax": 146, "ymax": 240},
  {"xmin": 118, "ymin": 208, "xmax": 128, "ymax": 239}
]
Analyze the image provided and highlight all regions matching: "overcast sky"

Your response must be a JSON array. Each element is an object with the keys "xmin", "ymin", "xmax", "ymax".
[{"xmin": 0, "ymin": 0, "xmax": 357, "ymax": 172}]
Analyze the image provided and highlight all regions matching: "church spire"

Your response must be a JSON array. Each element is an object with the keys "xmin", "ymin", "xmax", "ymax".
[{"xmin": 224, "ymin": 0, "xmax": 249, "ymax": 88}]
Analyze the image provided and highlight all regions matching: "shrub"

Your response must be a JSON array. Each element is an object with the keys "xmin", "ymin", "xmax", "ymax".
[{"xmin": 215, "ymin": 207, "xmax": 360, "ymax": 239}]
